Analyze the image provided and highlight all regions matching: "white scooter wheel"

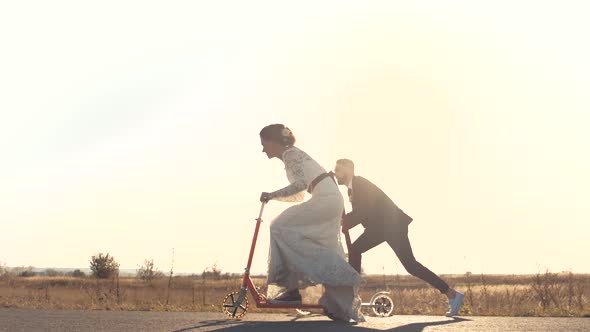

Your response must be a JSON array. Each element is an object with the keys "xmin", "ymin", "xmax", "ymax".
[{"xmin": 370, "ymin": 292, "xmax": 394, "ymax": 317}]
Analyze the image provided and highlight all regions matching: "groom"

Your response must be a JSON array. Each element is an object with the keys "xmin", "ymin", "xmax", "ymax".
[{"xmin": 334, "ymin": 159, "xmax": 464, "ymax": 317}]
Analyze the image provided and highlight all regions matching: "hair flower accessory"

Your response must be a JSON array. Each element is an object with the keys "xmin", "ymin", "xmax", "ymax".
[{"xmin": 282, "ymin": 128, "xmax": 292, "ymax": 137}]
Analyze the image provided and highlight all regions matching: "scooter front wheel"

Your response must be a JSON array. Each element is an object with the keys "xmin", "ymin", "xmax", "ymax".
[{"xmin": 222, "ymin": 291, "xmax": 249, "ymax": 319}]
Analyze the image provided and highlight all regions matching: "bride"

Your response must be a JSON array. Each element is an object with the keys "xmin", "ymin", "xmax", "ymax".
[{"xmin": 259, "ymin": 124, "xmax": 364, "ymax": 323}]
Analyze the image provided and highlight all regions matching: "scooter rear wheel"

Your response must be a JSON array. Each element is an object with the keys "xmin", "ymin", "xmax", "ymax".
[
  {"xmin": 222, "ymin": 291, "xmax": 249, "ymax": 319},
  {"xmin": 370, "ymin": 293, "xmax": 394, "ymax": 317}
]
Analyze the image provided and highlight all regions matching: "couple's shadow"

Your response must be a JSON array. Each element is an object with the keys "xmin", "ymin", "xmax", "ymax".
[{"xmin": 172, "ymin": 314, "xmax": 471, "ymax": 332}]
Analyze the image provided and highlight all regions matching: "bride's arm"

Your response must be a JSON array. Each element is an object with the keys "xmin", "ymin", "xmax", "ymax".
[{"xmin": 268, "ymin": 149, "xmax": 307, "ymax": 202}]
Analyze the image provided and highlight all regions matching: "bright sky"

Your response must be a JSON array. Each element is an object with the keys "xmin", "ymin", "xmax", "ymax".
[{"xmin": 1, "ymin": 1, "xmax": 589, "ymax": 276}]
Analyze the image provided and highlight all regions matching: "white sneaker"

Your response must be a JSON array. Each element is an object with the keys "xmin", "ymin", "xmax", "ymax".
[{"xmin": 445, "ymin": 291, "xmax": 464, "ymax": 317}]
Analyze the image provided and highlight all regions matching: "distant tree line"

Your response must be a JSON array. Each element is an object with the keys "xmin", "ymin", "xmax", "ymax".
[
  {"xmin": 0, "ymin": 264, "xmax": 87, "ymax": 278},
  {"xmin": 1, "ymin": 257, "xmax": 241, "ymax": 280}
]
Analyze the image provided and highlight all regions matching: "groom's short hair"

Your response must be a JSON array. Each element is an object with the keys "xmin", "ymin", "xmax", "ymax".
[{"xmin": 336, "ymin": 159, "xmax": 355, "ymax": 172}]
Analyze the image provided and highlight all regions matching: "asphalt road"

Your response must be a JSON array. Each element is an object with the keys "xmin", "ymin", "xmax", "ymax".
[{"xmin": 1, "ymin": 309, "xmax": 588, "ymax": 331}]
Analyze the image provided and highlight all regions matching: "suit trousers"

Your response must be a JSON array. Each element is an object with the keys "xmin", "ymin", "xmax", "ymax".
[{"xmin": 348, "ymin": 223, "xmax": 450, "ymax": 294}]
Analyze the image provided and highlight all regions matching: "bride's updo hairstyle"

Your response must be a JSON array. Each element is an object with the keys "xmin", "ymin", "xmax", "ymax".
[{"xmin": 260, "ymin": 124, "xmax": 296, "ymax": 147}]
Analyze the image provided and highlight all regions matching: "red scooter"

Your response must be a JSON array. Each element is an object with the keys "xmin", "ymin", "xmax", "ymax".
[{"xmin": 221, "ymin": 202, "xmax": 394, "ymax": 320}]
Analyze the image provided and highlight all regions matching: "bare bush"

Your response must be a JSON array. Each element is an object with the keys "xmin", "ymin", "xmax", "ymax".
[
  {"xmin": 202, "ymin": 263, "xmax": 221, "ymax": 280},
  {"xmin": 137, "ymin": 259, "xmax": 164, "ymax": 283},
  {"xmin": 0, "ymin": 261, "xmax": 8, "ymax": 277},
  {"xmin": 531, "ymin": 268, "xmax": 559, "ymax": 312}
]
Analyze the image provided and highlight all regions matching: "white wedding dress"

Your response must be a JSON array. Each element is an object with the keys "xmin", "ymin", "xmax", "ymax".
[{"xmin": 266, "ymin": 146, "xmax": 364, "ymax": 322}]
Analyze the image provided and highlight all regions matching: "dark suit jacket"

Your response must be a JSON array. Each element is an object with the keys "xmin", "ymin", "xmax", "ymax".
[{"xmin": 343, "ymin": 176, "xmax": 412, "ymax": 231}]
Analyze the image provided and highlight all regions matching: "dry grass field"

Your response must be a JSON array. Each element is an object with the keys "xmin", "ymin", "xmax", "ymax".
[{"xmin": 1, "ymin": 272, "xmax": 589, "ymax": 317}]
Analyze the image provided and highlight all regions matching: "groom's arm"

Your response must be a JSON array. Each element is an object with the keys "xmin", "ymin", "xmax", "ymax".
[
  {"xmin": 343, "ymin": 176, "xmax": 384, "ymax": 230},
  {"xmin": 342, "ymin": 209, "xmax": 363, "ymax": 230}
]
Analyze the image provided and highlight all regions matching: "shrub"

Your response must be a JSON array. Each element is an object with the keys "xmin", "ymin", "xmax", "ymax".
[
  {"xmin": 89, "ymin": 253, "xmax": 119, "ymax": 279},
  {"xmin": 44, "ymin": 268, "xmax": 62, "ymax": 277},
  {"xmin": 67, "ymin": 269, "xmax": 86, "ymax": 278}
]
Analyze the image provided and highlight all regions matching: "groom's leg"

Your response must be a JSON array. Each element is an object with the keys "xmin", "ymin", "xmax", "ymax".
[
  {"xmin": 386, "ymin": 224, "xmax": 450, "ymax": 294},
  {"xmin": 349, "ymin": 230, "xmax": 384, "ymax": 273}
]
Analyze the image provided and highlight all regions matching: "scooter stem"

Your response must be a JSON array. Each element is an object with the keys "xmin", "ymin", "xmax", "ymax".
[
  {"xmin": 257, "ymin": 202, "xmax": 266, "ymax": 220},
  {"xmin": 244, "ymin": 202, "xmax": 266, "ymax": 277}
]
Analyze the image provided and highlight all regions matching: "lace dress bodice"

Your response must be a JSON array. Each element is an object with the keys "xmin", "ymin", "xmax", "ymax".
[{"xmin": 269, "ymin": 146, "xmax": 326, "ymax": 202}]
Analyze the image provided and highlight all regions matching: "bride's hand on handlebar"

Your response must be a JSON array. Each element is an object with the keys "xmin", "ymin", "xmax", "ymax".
[{"xmin": 260, "ymin": 192, "xmax": 272, "ymax": 203}]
